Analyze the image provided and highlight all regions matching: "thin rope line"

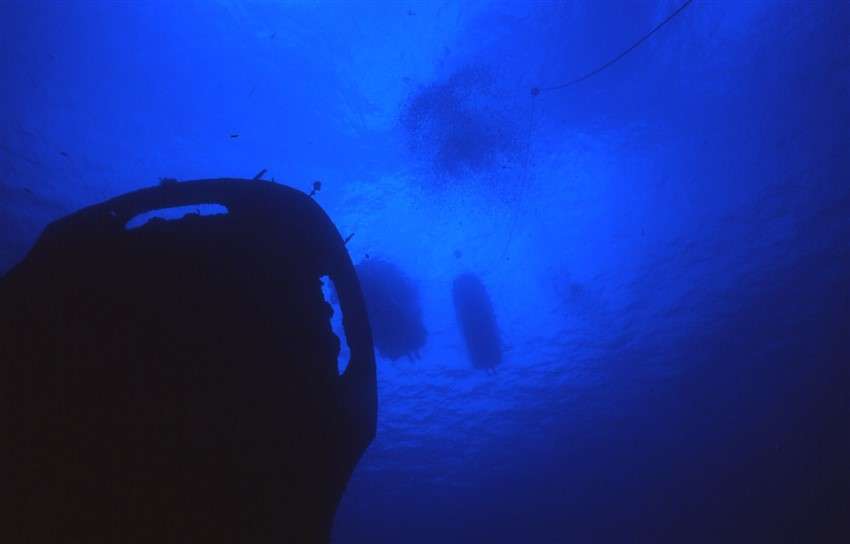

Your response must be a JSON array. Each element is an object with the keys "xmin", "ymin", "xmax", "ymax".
[
  {"xmin": 496, "ymin": 95, "xmax": 538, "ymax": 264},
  {"xmin": 533, "ymin": 0, "xmax": 694, "ymax": 95}
]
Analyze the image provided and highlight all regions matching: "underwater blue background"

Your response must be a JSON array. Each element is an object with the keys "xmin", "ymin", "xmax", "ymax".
[{"xmin": 2, "ymin": 1, "xmax": 848, "ymax": 542}]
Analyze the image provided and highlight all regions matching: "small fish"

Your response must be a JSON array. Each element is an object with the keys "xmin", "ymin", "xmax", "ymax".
[
  {"xmin": 308, "ymin": 180, "xmax": 322, "ymax": 197},
  {"xmin": 59, "ymin": 151, "xmax": 69, "ymax": 157},
  {"xmin": 229, "ymin": 133, "xmax": 239, "ymax": 139},
  {"xmin": 253, "ymin": 168, "xmax": 267, "ymax": 180},
  {"xmin": 343, "ymin": 232, "xmax": 355, "ymax": 245},
  {"xmin": 270, "ymin": 32, "xmax": 277, "ymax": 40}
]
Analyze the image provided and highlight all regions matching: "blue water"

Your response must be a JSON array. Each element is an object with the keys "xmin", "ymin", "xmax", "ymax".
[{"xmin": 2, "ymin": 1, "xmax": 848, "ymax": 541}]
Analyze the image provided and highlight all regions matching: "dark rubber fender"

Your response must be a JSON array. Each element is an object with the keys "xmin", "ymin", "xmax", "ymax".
[
  {"xmin": 452, "ymin": 273, "xmax": 502, "ymax": 370},
  {"xmin": 356, "ymin": 258, "xmax": 426, "ymax": 361}
]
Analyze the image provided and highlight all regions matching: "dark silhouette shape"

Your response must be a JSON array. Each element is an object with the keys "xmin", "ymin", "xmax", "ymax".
[
  {"xmin": 309, "ymin": 180, "xmax": 322, "ymax": 197},
  {"xmin": 453, "ymin": 273, "xmax": 501, "ymax": 370},
  {"xmin": 356, "ymin": 258, "xmax": 426, "ymax": 361},
  {"xmin": 0, "ymin": 179, "xmax": 376, "ymax": 543}
]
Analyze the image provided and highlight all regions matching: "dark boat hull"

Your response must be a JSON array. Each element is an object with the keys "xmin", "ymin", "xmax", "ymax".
[{"xmin": 0, "ymin": 179, "xmax": 377, "ymax": 544}]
